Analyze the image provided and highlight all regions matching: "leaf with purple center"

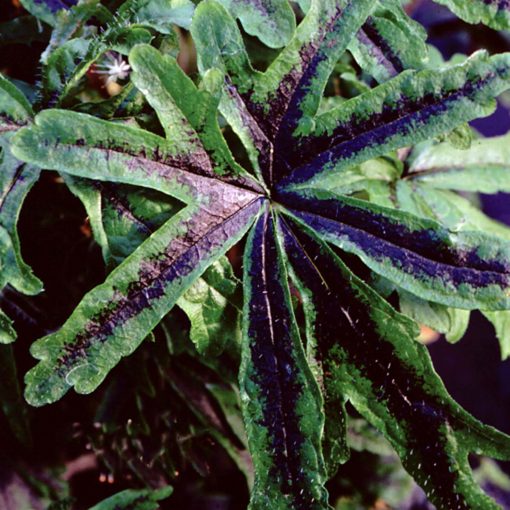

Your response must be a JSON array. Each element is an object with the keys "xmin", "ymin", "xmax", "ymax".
[{"xmin": 9, "ymin": 0, "xmax": 510, "ymax": 507}]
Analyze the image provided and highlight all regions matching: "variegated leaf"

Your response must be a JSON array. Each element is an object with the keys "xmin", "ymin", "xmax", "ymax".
[
  {"xmin": 241, "ymin": 207, "xmax": 328, "ymax": 509},
  {"xmin": 280, "ymin": 215, "xmax": 510, "ymax": 510},
  {"xmin": 278, "ymin": 190, "xmax": 510, "ymax": 310}
]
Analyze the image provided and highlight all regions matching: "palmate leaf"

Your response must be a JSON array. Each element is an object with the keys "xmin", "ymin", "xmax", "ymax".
[{"xmin": 9, "ymin": 0, "xmax": 510, "ymax": 507}]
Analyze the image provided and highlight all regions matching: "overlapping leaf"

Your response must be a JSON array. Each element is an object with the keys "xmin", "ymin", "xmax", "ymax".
[
  {"xmin": 399, "ymin": 136, "xmax": 510, "ymax": 359},
  {"xmin": 349, "ymin": 0, "xmax": 429, "ymax": 82},
  {"xmin": 408, "ymin": 134, "xmax": 510, "ymax": 193}
]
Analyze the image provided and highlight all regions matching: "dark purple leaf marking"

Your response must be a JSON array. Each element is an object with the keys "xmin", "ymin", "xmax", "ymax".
[
  {"xmin": 225, "ymin": 78, "xmax": 274, "ymax": 185},
  {"xmin": 40, "ymin": 131, "xmax": 264, "ymax": 196},
  {"xmin": 34, "ymin": 0, "xmax": 78, "ymax": 13},
  {"xmin": 280, "ymin": 217, "xmax": 487, "ymax": 510},
  {"xmin": 279, "ymin": 72, "xmax": 500, "ymax": 185},
  {"xmin": 97, "ymin": 182, "xmax": 154, "ymax": 236},
  {"xmin": 244, "ymin": 209, "xmax": 322, "ymax": 508},
  {"xmin": 355, "ymin": 18, "xmax": 404, "ymax": 78},
  {"xmin": 279, "ymin": 193, "xmax": 510, "ymax": 299},
  {"xmin": 0, "ymin": 164, "xmax": 27, "ymax": 216},
  {"xmin": 230, "ymin": 1, "xmax": 371, "ymax": 186},
  {"xmin": 56, "ymin": 194, "xmax": 263, "ymax": 372},
  {"xmin": 483, "ymin": 0, "xmax": 510, "ymax": 10},
  {"xmin": 0, "ymin": 117, "xmax": 28, "ymax": 134}
]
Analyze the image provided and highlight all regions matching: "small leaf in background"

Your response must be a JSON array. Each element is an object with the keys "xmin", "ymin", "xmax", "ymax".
[
  {"xmin": 217, "ymin": 0, "xmax": 296, "ymax": 48},
  {"xmin": 118, "ymin": 0, "xmax": 195, "ymax": 32},
  {"xmin": 408, "ymin": 133, "xmax": 510, "ymax": 194},
  {"xmin": 349, "ymin": 0, "xmax": 429, "ymax": 83},
  {"xmin": 432, "ymin": 0, "xmax": 510, "ymax": 31},
  {"xmin": 399, "ymin": 291, "xmax": 470, "ymax": 344},
  {"xmin": 177, "ymin": 257, "xmax": 241, "ymax": 356},
  {"xmin": 89, "ymin": 486, "xmax": 172, "ymax": 510},
  {"xmin": 483, "ymin": 310, "xmax": 510, "ymax": 360}
]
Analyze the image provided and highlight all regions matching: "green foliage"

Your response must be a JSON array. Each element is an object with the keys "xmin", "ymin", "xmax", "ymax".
[
  {"xmin": 2, "ymin": 0, "xmax": 510, "ymax": 508},
  {"xmin": 89, "ymin": 486, "xmax": 172, "ymax": 509}
]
